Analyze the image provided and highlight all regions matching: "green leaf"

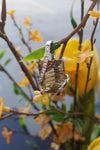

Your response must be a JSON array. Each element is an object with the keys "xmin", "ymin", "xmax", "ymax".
[
  {"xmin": 26, "ymin": 140, "xmax": 39, "ymax": 150},
  {"xmin": 72, "ymin": 119, "xmax": 82, "ymax": 132},
  {"xmin": 76, "ymin": 118, "xmax": 83, "ymax": 126},
  {"xmin": 56, "ymin": 124, "xmax": 63, "ymax": 128},
  {"xmin": 13, "ymin": 82, "xmax": 37, "ymax": 110},
  {"xmin": 18, "ymin": 97, "xmax": 24, "ymax": 102},
  {"xmin": 45, "ymin": 110, "xmax": 65, "ymax": 122},
  {"xmin": 69, "ymin": 103, "xmax": 74, "ymax": 112},
  {"xmin": 19, "ymin": 117, "xmax": 27, "ymax": 132},
  {"xmin": 22, "ymin": 47, "xmax": 45, "ymax": 61},
  {"xmin": 13, "ymin": 82, "xmax": 19, "ymax": 95},
  {"xmin": 50, "ymin": 114, "xmax": 64, "ymax": 122},
  {"xmin": 40, "ymin": 99, "xmax": 44, "ymax": 107},
  {"xmin": 81, "ymin": 88, "xmax": 95, "ymax": 150},
  {"xmin": 90, "ymin": 124, "xmax": 100, "ymax": 142},
  {"xmin": 19, "ymin": 27, "xmax": 22, "ymax": 38},
  {"xmin": 62, "ymin": 104, "xmax": 66, "ymax": 112},
  {"xmin": 48, "ymin": 98, "xmax": 51, "ymax": 108},
  {"xmin": 50, "ymin": 41, "xmax": 61, "ymax": 53},
  {"xmin": 40, "ymin": 99, "xmax": 46, "ymax": 110},
  {"xmin": 67, "ymin": 83, "xmax": 74, "ymax": 94},
  {"xmin": 70, "ymin": 0, "xmax": 77, "ymax": 29},
  {"xmin": 13, "ymin": 82, "xmax": 28, "ymax": 100},
  {"xmin": 76, "ymin": 89, "xmax": 79, "ymax": 102},
  {"xmin": 4, "ymin": 58, "xmax": 12, "ymax": 66},
  {"xmin": 21, "ymin": 42, "xmax": 61, "ymax": 61},
  {"xmin": 76, "ymin": 89, "xmax": 84, "ymax": 110},
  {"xmin": 0, "ymin": 50, "xmax": 6, "ymax": 59}
]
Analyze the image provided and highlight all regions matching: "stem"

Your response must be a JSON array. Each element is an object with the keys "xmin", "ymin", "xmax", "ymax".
[
  {"xmin": 71, "ymin": 1, "xmax": 85, "ymax": 149},
  {"xmin": 0, "ymin": 108, "xmax": 99, "ymax": 124},
  {"xmin": 0, "ymin": 125, "xmax": 37, "ymax": 139},
  {"xmin": 27, "ymin": 85, "xmax": 33, "ymax": 100},
  {"xmin": 59, "ymin": 0, "xmax": 98, "ymax": 58},
  {"xmin": 0, "ymin": 32, "xmax": 37, "ymax": 90},
  {"xmin": 74, "ymin": 0, "xmax": 84, "ymax": 113},
  {"xmin": 49, "ymin": 121, "xmax": 57, "ymax": 136},
  {"xmin": 91, "ymin": 19, "xmax": 99, "ymax": 50},
  {"xmin": 0, "ymin": 65, "xmax": 30, "ymax": 101},
  {"xmin": 79, "ymin": 0, "xmax": 84, "ymax": 49},
  {"xmin": 59, "ymin": 43, "xmax": 67, "ymax": 59},
  {"xmin": 13, "ymin": 19, "xmax": 32, "ymax": 53},
  {"xmin": 0, "ymin": 64, "xmax": 39, "ymax": 111},
  {"xmin": 84, "ymin": 18, "xmax": 99, "ymax": 98}
]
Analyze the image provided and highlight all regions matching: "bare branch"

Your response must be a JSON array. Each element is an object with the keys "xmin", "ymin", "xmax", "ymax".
[
  {"xmin": 59, "ymin": 0, "xmax": 98, "ymax": 58},
  {"xmin": 1, "ymin": 0, "xmax": 6, "ymax": 25}
]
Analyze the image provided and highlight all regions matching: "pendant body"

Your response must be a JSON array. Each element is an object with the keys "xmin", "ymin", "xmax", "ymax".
[{"xmin": 38, "ymin": 59, "xmax": 68, "ymax": 93}]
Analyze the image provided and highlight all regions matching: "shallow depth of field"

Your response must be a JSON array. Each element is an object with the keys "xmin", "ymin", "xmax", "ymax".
[{"xmin": 0, "ymin": 0, "xmax": 100, "ymax": 150}]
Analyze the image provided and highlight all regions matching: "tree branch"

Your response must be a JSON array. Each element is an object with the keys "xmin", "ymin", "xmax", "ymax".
[
  {"xmin": 0, "ymin": 64, "xmax": 39, "ymax": 111},
  {"xmin": 84, "ymin": 18, "xmax": 99, "ymax": 98},
  {"xmin": 0, "ymin": 32, "xmax": 37, "ymax": 91},
  {"xmin": 59, "ymin": 0, "xmax": 98, "ymax": 58},
  {"xmin": 0, "ymin": 108, "xmax": 99, "ymax": 124}
]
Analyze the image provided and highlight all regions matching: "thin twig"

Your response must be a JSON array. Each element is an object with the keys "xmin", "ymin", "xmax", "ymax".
[
  {"xmin": 27, "ymin": 85, "xmax": 33, "ymax": 100},
  {"xmin": 0, "ymin": 108, "xmax": 99, "ymax": 124},
  {"xmin": 71, "ymin": 1, "xmax": 85, "ymax": 149},
  {"xmin": 0, "ymin": 113, "xmax": 15, "ymax": 120},
  {"xmin": 0, "ymin": 64, "xmax": 31, "ymax": 101},
  {"xmin": 13, "ymin": 19, "xmax": 32, "ymax": 53},
  {"xmin": 59, "ymin": 0, "xmax": 98, "ymax": 58},
  {"xmin": 79, "ymin": 0, "xmax": 84, "ymax": 49},
  {"xmin": 49, "ymin": 121, "xmax": 57, "ymax": 136},
  {"xmin": 84, "ymin": 18, "xmax": 99, "ymax": 98},
  {"xmin": 74, "ymin": 64, "xmax": 79, "ymax": 110},
  {"xmin": 91, "ymin": 19, "xmax": 99, "ymax": 50},
  {"xmin": 0, "ymin": 31, "xmax": 37, "ymax": 91},
  {"xmin": 0, "ymin": 0, "xmax": 38, "ymax": 91},
  {"xmin": 0, "ymin": 64, "xmax": 39, "ymax": 111},
  {"xmin": 0, "ymin": 125, "xmax": 38, "ymax": 139}
]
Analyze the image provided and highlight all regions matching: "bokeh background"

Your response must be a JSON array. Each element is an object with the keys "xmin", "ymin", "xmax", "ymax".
[{"xmin": 0, "ymin": 0, "xmax": 100, "ymax": 149}]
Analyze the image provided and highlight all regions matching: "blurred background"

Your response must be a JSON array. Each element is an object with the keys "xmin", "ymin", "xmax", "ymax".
[{"xmin": 0, "ymin": 0, "xmax": 100, "ymax": 149}]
